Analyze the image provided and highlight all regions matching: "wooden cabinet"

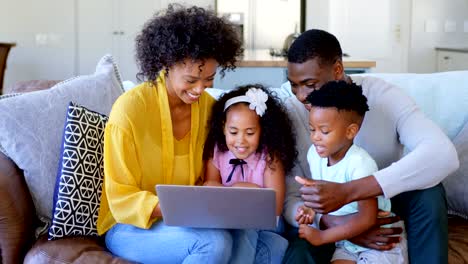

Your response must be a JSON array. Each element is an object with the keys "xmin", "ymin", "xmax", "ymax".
[{"xmin": 436, "ymin": 49, "xmax": 468, "ymax": 72}]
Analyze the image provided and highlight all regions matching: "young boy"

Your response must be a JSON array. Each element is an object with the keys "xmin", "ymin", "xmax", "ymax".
[{"xmin": 295, "ymin": 80, "xmax": 407, "ymax": 263}]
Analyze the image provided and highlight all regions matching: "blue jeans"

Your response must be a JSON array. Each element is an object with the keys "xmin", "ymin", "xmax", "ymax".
[
  {"xmin": 105, "ymin": 221, "xmax": 232, "ymax": 264},
  {"xmin": 230, "ymin": 229, "xmax": 288, "ymax": 264},
  {"xmin": 392, "ymin": 183, "xmax": 448, "ymax": 264},
  {"xmin": 282, "ymin": 183, "xmax": 448, "ymax": 264},
  {"xmin": 230, "ymin": 217, "xmax": 288, "ymax": 264}
]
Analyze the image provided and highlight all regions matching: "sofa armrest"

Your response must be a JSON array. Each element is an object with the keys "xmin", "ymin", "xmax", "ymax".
[{"xmin": 0, "ymin": 152, "xmax": 36, "ymax": 264}]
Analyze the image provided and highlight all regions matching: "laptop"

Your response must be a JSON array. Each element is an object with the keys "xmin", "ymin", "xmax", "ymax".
[{"xmin": 156, "ymin": 184, "xmax": 277, "ymax": 230}]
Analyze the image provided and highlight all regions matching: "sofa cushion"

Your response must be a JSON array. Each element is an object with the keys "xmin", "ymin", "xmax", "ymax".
[
  {"xmin": 357, "ymin": 71, "xmax": 468, "ymax": 140},
  {"xmin": 444, "ymin": 122, "xmax": 468, "ymax": 219},
  {"xmin": 24, "ymin": 235, "xmax": 133, "ymax": 264},
  {"xmin": 0, "ymin": 152, "xmax": 36, "ymax": 264},
  {"xmin": 4, "ymin": 80, "xmax": 61, "ymax": 94},
  {"xmin": 48, "ymin": 102, "xmax": 108, "ymax": 240},
  {"xmin": 0, "ymin": 55, "xmax": 124, "ymax": 222}
]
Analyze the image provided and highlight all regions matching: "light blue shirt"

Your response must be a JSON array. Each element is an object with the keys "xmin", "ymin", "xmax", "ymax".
[
  {"xmin": 307, "ymin": 144, "xmax": 390, "ymax": 253},
  {"xmin": 307, "ymin": 144, "xmax": 391, "ymax": 216}
]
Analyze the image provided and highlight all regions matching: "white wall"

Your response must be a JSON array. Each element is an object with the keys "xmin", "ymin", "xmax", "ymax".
[
  {"xmin": 0, "ymin": 0, "xmax": 214, "ymax": 89},
  {"xmin": 408, "ymin": 0, "xmax": 468, "ymax": 73},
  {"xmin": 2, "ymin": 0, "xmax": 467, "ymax": 87},
  {"xmin": 305, "ymin": 0, "xmax": 411, "ymax": 73},
  {"xmin": 218, "ymin": 0, "xmax": 301, "ymax": 50},
  {"xmin": 0, "ymin": 0, "xmax": 76, "ymax": 88}
]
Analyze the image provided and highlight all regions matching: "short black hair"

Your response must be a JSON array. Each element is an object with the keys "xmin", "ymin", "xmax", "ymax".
[
  {"xmin": 288, "ymin": 29, "xmax": 342, "ymax": 66},
  {"xmin": 204, "ymin": 84, "xmax": 297, "ymax": 174},
  {"xmin": 306, "ymin": 80, "xmax": 369, "ymax": 117},
  {"xmin": 135, "ymin": 4, "xmax": 243, "ymax": 82}
]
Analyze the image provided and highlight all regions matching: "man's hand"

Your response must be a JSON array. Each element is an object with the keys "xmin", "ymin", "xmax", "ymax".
[
  {"xmin": 349, "ymin": 213, "xmax": 403, "ymax": 250},
  {"xmin": 295, "ymin": 204, "xmax": 315, "ymax": 225},
  {"xmin": 295, "ymin": 176, "xmax": 349, "ymax": 214}
]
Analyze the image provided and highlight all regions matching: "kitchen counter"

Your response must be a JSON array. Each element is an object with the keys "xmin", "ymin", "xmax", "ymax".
[
  {"xmin": 237, "ymin": 49, "xmax": 376, "ymax": 69},
  {"xmin": 435, "ymin": 46, "xmax": 468, "ymax": 53},
  {"xmin": 435, "ymin": 46, "xmax": 468, "ymax": 71}
]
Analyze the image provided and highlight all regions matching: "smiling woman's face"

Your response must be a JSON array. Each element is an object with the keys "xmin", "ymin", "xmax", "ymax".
[{"xmin": 165, "ymin": 58, "xmax": 219, "ymax": 105}]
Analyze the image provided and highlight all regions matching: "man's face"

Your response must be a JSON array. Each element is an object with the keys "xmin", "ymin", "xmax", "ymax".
[{"xmin": 287, "ymin": 58, "xmax": 340, "ymax": 111}]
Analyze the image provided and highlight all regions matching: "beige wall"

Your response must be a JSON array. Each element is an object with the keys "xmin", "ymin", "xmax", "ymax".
[{"xmin": 0, "ymin": 0, "xmax": 76, "ymax": 88}]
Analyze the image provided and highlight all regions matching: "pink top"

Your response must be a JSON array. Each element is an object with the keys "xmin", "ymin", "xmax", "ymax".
[{"xmin": 212, "ymin": 145, "xmax": 267, "ymax": 187}]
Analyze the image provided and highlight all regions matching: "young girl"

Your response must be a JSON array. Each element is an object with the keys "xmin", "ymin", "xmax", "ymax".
[
  {"xmin": 295, "ymin": 80, "xmax": 408, "ymax": 264},
  {"xmin": 203, "ymin": 84, "xmax": 297, "ymax": 264}
]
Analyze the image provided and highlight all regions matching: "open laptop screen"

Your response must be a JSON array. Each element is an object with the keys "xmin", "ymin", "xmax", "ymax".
[{"xmin": 156, "ymin": 184, "xmax": 276, "ymax": 230}]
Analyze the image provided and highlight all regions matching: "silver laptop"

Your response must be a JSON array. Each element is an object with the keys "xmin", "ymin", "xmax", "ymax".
[{"xmin": 156, "ymin": 184, "xmax": 277, "ymax": 230}]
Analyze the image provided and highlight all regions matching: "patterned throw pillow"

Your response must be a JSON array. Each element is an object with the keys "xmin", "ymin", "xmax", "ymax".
[
  {"xmin": 48, "ymin": 102, "xmax": 108, "ymax": 240},
  {"xmin": 0, "ymin": 55, "xmax": 123, "ymax": 222}
]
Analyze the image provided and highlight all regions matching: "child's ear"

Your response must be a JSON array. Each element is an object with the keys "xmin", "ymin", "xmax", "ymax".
[{"xmin": 346, "ymin": 123, "xmax": 359, "ymax": 140}]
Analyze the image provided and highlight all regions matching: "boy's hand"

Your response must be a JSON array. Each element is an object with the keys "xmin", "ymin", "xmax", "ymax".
[
  {"xmin": 299, "ymin": 224, "xmax": 323, "ymax": 246},
  {"xmin": 295, "ymin": 205, "xmax": 315, "ymax": 225}
]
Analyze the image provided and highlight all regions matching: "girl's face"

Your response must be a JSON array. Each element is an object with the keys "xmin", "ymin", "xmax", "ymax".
[
  {"xmin": 223, "ymin": 103, "xmax": 262, "ymax": 160},
  {"xmin": 308, "ymin": 106, "xmax": 353, "ymax": 165},
  {"xmin": 166, "ymin": 58, "xmax": 218, "ymax": 105}
]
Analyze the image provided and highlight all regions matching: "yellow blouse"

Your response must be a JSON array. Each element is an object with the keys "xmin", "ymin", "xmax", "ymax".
[{"xmin": 97, "ymin": 74, "xmax": 215, "ymax": 234}]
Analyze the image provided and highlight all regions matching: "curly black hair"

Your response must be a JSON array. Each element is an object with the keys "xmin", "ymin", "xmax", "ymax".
[
  {"xmin": 203, "ymin": 84, "xmax": 297, "ymax": 174},
  {"xmin": 135, "ymin": 4, "xmax": 243, "ymax": 82},
  {"xmin": 288, "ymin": 29, "xmax": 342, "ymax": 66},
  {"xmin": 306, "ymin": 80, "xmax": 369, "ymax": 117}
]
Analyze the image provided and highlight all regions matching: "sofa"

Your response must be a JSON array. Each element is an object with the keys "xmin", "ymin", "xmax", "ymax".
[{"xmin": 0, "ymin": 55, "xmax": 467, "ymax": 263}]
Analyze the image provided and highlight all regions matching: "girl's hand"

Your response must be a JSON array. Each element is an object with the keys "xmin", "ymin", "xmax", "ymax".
[
  {"xmin": 295, "ymin": 205, "xmax": 315, "ymax": 225},
  {"xmin": 299, "ymin": 224, "xmax": 324, "ymax": 246},
  {"xmin": 231, "ymin": 182, "xmax": 261, "ymax": 188},
  {"xmin": 203, "ymin": 181, "xmax": 224, "ymax": 187}
]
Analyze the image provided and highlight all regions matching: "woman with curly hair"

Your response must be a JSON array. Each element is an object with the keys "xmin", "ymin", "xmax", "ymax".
[
  {"xmin": 97, "ymin": 4, "xmax": 242, "ymax": 263},
  {"xmin": 203, "ymin": 84, "xmax": 297, "ymax": 263}
]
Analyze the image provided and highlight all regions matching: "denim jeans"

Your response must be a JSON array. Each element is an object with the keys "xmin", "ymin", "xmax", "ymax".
[
  {"xmin": 105, "ymin": 221, "xmax": 232, "ymax": 264},
  {"xmin": 392, "ymin": 183, "xmax": 448, "ymax": 264},
  {"xmin": 230, "ymin": 217, "xmax": 289, "ymax": 264}
]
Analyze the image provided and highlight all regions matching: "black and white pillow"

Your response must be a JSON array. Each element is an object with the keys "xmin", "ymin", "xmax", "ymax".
[{"xmin": 48, "ymin": 101, "xmax": 108, "ymax": 240}]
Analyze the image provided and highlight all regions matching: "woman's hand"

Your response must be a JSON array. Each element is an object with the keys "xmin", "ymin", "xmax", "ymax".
[
  {"xmin": 151, "ymin": 203, "xmax": 163, "ymax": 219},
  {"xmin": 295, "ymin": 176, "xmax": 349, "ymax": 214}
]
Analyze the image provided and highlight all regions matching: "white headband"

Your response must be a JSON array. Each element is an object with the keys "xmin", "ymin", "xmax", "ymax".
[{"xmin": 224, "ymin": 88, "xmax": 268, "ymax": 116}]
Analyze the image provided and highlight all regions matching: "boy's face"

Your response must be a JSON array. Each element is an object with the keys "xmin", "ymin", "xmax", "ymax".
[
  {"xmin": 309, "ymin": 106, "xmax": 354, "ymax": 165},
  {"xmin": 223, "ymin": 103, "xmax": 262, "ymax": 160}
]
